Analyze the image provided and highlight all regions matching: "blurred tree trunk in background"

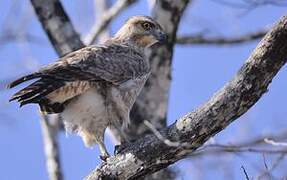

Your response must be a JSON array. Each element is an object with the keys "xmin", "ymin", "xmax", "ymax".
[{"xmin": 2, "ymin": 0, "xmax": 286, "ymax": 179}]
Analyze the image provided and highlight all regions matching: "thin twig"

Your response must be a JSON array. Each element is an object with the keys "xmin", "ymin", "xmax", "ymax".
[
  {"xmin": 190, "ymin": 129, "xmax": 287, "ymax": 156},
  {"xmin": 241, "ymin": 166, "xmax": 250, "ymax": 180},
  {"xmin": 256, "ymin": 153, "xmax": 286, "ymax": 180},
  {"xmin": 211, "ymin": 0, "xmax": 287, "ymax": 9},
  {"xmin": 144, "ymin": 120, "xmax": 187, "ymax": 147},
  {"xmin": 264, "ymin": 138, "xmax": 287, "ymax": 147},
  {"xmin": 84, "ymin": 0, "xmax": 138, "ymax": 45},
  {"xmin": 176, "ymin": 30, "xmax": 267, "ymax": 45},
  {"xmin": 193, "ymin": 145, "xmax": 287, "ymax": 155},
  {"xmin": 262, "ymin": 154, "xmax": 269, "ymax": 172}
]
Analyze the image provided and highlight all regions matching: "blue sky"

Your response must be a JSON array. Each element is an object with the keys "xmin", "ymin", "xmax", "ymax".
[{"xmin": 0, "ymin": 0, "xmax": 286, "ymax": 179}]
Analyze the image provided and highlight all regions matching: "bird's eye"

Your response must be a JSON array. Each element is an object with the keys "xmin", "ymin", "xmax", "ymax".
[{"xmin": 142, "ymin": 22, "xmax": 152, "ymax": 31}]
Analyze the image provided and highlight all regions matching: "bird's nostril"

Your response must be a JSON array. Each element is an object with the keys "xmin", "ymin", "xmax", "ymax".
[{"xmin": 158, "ymin": 33, "xmax": 168, "ymax": 42}]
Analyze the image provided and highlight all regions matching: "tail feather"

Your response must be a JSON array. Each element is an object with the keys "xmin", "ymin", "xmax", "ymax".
[
  {"xmin": 19, "ymin": 88, "xmax": 51, "ymax": 107},
  {"xmin": 10, "ymin": 78, "xmax": 63, "ymax": 104},
  {"xmin": 9, "ymin": 84, "xmax": 44, "ymax": 102},
  {"xmin": 9, "ymin": 74, "xmax": 66, "ymax": 114},
  {"xmin": 7, "ymin": 73, "xmax": 41, "ymax": 89}
]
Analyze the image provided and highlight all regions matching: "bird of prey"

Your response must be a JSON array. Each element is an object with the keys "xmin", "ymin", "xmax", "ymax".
[{"xmin": 8, "ymin": 16, "xmax": 167, "ymax": 160}]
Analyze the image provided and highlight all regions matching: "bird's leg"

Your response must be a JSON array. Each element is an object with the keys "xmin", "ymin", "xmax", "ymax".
[
  {"xmin": 112, "ymin": 123, "xmax": 132, "ymax": 155},
  {"xmin": 98, "ymin": 141, "xmax": 110, "ymax": 161}
]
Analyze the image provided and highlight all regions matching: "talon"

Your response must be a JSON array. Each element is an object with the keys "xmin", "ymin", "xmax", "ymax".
[
  {"xmin": 114, "ymin": 144, "xmax": 123, "ymax": 155},
  {"xmin": 99, "ymin": 155, "xmax": 109, "ymax": 161}
]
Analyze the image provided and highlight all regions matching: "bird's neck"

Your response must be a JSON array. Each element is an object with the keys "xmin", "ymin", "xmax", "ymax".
[{"xmin": 112, "ymin": 36, "xmax": 146, "ymax": 52}]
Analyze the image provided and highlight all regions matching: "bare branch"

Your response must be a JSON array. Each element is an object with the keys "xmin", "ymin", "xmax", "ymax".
[
  {"xmin": 264, "ymin": 138, "xmax": 287, "ymax": 147},
  {"xmin": 144, "ymin": 120, "xmax": 187, "ymax": 147},
  {"xmin": 176, "ymin": 30, "xmax": 267, "ymax": 45},
  {"xmin": 30, "ymin": 0, "xmax": 84, "ymax": 56},
  {"xmin": 40, "ymin": 113, "xmax": 63, "ymax": 180},
  {"xmin": 211, "ymin": 0, "xmax": 287, "ymax": 9},
  {"xmin": 256, "ymin": 153, "xmax": 286, "ymax": 180},
  {"xmin": 86, "ymin": 15, "xmax": 287, "ymax": 180},
  {"xmin": 241, "ymin": 166, "xmax": 250, "ymax": 180},
  {"xmin": 84, "ymin": 0, "xmax": 138, "ymax": 45},
  {"xmin": 30, "ymin": 1, "xmax": 85, "ymax": 180},
  {"xmin": 194, "ymin": 144, "xmax": 287, "ymax": 155},
  {"xmin": 94, "ymin": 0, "xmax": 111, "ymax": 43},
  {"xmin": 191, "ymin": 130, "xmax": 287, "ymax": 156}
]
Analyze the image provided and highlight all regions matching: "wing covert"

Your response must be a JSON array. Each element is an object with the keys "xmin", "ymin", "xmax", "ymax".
[{"xmin": 38, "ymin": 44, "xmax": 149, "ymax": 84}]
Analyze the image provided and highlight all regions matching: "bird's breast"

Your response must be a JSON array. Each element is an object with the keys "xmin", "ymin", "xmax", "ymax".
[{"xmin": 110, "ymin": 74, "xmax": 149, "ymax": 110}]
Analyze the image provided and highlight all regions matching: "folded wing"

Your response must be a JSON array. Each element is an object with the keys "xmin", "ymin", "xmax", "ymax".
[{"xmin": 8, "ymin": 44, "xmax": 148, "ymax": 113}]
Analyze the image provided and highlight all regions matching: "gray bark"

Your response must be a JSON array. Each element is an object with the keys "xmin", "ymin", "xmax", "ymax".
[
  {"xmin": 30, "ymin": 0, "xmax": 84, "ymax": 55},
  {"xmin": 85, "ymin": 15, "xmax": 287, "ymax": 180},
  {"xmin": 30, "ymin": 0, "xmax": 84, "ymax": 180},
  {"xmin": 40, "ymin": 114, "xmax": 63, "ymax": 180}
]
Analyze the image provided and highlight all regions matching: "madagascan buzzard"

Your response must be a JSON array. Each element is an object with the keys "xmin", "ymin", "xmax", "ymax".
[{"xmin": 8, "ymin": 16, "xmax": 167, "ymax": 160}]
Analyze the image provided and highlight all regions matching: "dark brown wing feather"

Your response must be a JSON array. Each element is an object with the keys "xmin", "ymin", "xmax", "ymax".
[
  {"xmin": 7, "ymin": 73, "xmax": 42, "ymax": 89},
  {"xmin": 9, "ymin": 77, "xmax": 64, "ymax": 106},
  {"xmin": 8, "ymin": 43, "xmax": 149, "ymax": 113},
  {"xmin": 37, "ymin": 44, "xmax": 149, "ymax": 83}
]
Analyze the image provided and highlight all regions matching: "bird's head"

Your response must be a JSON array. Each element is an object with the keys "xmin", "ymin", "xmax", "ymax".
[{"xmin": 114, "ymin": 16, "xmax": 167, "ymax": 48}]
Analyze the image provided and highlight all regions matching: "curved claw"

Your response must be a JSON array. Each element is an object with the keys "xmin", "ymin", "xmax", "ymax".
[
  {"xmin": 114, "ymin": 144, "xmax": 124, "ymax": 155},
  {"xmin": 99, "ymin": 155, "xmax": 109, "ymax": 162}
]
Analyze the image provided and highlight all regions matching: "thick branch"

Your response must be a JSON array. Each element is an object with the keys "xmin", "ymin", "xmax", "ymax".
[
  {"xmin": 84, "ymin": 0, "xmax": 137, "ymax": 45},
  {"xmin": 30, "ymin": 1, "xmax": 85, "ymax": 180},
  {"xmin": 86, "ymin": 15, "xmax": 287, "ymax": 180},
  {"xmin": 176, "ymin": 30, "xmax": 267, "ymax": 45},
  {"xmin": 30, "ymin": 0, "xmax": 84, "ymax": 55}
]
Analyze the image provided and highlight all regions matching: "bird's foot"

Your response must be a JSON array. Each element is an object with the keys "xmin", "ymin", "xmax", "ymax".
[
  {"xmin": 114, "ymin": 144, "xmax": 125, "ymax": 155},
  {"xmin": 99, "ymin": 154, "xmax": 110, "ymax": 162},
  {"xmin": 114, "ymin": 139, "xmax": 136, "ymax": 155}
]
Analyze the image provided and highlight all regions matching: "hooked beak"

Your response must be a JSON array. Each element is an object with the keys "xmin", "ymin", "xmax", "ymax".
[{"xmin": 154, "ymin": 30, "xmax": 168, "ymax": 43}]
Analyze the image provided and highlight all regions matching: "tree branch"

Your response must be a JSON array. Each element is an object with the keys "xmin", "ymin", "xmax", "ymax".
[
  {"xmin": 30, "ymin": 0, "xmax": 85, "ymax": 180},
  {"xmin": 211, "ymin": 0, "xmax": 287, "ymax": 9},
  {"xmin": 241, "ymin": 166, "xmax": 250, "ymax": 180},
  {"xmin": 30, "ymin": 0, "xmax": 84, "ymax": 56},
  {"xmin": 84, "ymin": 0, "xmax": 138, "ymax": 45},
  {"xmin": 191, "ymin": 130, "xmax": 287, "ymax": 156},
  {"xmin": 93, "ymin": 0, "xmax": 111, "ymax": 43},
  {"xmin": 176, "ymin": 30, "xmax": 267, "ymax": 45},
  {"xmin": 85, "ymin": 15, "xmax": 287, "ymax": 180},
  {"xmin": 40, "ymin": 114, "xmax": 63, "ymax": 180}
]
